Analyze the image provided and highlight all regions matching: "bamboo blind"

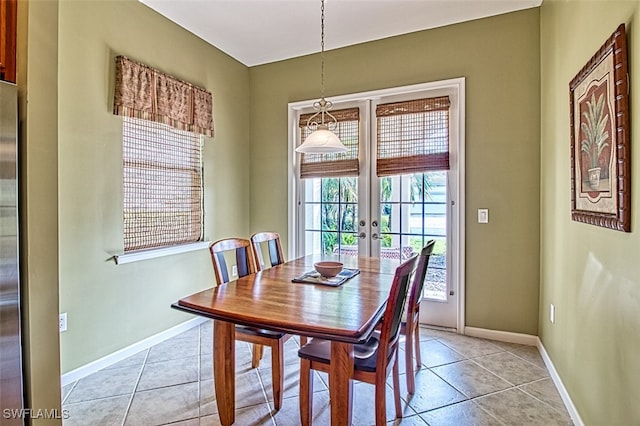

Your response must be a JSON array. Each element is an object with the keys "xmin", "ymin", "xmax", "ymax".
[
  {"xmin": 123, "ymin": 117, "xmax": 203, "ymax": 251},
  {"xmin": 298, "ymin": 107, "xmax": 360, "ymax": 178},
  {"xmin": 376, "ymin": 96, "xmax": 450, "ymax": 177}
]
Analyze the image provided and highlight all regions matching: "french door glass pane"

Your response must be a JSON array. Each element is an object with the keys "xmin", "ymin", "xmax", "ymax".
[
  {"xmin": 379, "ymin": 172, "xmax": 447, "ymax": 300},
  {"xmin": 304, "ymin": 177, "xmax": 359, "ymax": 256}
]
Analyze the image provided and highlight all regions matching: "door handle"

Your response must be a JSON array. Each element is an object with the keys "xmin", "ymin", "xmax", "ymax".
[
  {"xmin": 358, "ymin": 232, "xmax": 366, "ymax": 239},
  {"xmin": 371, "ymin": 233, "xmax": 380, "ymax": 240}
]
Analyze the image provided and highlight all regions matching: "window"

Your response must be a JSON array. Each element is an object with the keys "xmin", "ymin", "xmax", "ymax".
[
  {"xmin": 122, "ymin": 117, "xmax": 203, "ymax": 251},
  {"xmin": 289, "ymin": 79, "xmax": 464, "ymax": 329}
]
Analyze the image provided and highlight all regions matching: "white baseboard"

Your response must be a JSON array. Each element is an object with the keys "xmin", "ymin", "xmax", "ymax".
[
  {"xmin": 463, "ymin": 326, "xmax": 539, "ymax": 346},
  {"xmin": 537, "ymin": 338, "xmax": 585, "ymax": 426},
  {"xmin": 61, "ymin": 317, "xmax": 207, "ymax": 386}
]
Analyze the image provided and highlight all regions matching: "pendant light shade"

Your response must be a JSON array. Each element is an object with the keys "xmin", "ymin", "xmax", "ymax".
[
  {"xmin": 296, "ymin": 126, "xmax": 347, "ymax": 153},
  {"xmin": 295, "ymin": 0, "xmax": 347, "ymax": 154}
]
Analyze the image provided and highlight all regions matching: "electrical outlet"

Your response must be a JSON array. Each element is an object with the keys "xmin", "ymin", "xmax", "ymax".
[
  {"xmin": 550, "ymin": 304, "xmax": 555, "ymax": 324},
  {"xmin": 231, "ymin": 265, "xmax": 238, "ymax": 277},
  {"xmin": 59, "ymin": 313, "xmax": 68, "ymax": 332}
]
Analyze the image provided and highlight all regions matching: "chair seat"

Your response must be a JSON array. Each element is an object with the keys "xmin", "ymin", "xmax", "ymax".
[
  {"xmin": 298, "ymin": 332, "xmax": 382, "ymax": 373},
  {"xmin": 236, "ymin": 325, "xmax": 286, "ymax": 339}
]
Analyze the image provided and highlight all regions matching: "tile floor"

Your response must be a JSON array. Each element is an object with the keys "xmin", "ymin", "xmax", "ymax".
[{"xmin": 62, "ymin": 321, "xmax": 574, "ymax": 425}]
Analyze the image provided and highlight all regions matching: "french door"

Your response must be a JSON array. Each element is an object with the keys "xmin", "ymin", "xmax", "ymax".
[{"xmin": 289, "ymin": 80, "xmax": 464, "ymax": 331}]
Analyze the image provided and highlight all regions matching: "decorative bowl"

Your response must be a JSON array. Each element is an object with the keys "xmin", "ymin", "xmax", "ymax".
[{"xmin": 314, "ymin": 261, "xmax": 343, "ymax": 278}]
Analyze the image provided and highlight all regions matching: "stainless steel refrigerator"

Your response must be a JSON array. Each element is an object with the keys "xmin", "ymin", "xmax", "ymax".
[{"xmin": 0, "ymin": 80, "xmax": 24, "ymax": 425}]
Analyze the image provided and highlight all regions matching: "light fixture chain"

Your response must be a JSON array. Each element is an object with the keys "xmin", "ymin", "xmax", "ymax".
[{"xmin": 320, "ymin": 0, "xmax": 325, "ymax": 100}]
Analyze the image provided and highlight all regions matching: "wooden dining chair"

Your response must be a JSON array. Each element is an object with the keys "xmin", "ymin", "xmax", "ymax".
[
  {"xmin": 401, "ymin": 239, "xmax": 435, "ymax": 394},
  {"xmin": 297, "ymin": 254, "xmax": 419, "ymax": 426},
  {"xmin": 250, "ymin": 231, "xmax": 285, "ymax": 271},
  {"xmin": 250, "ymin": 231, "xmax": 308, "ymax": 349},
  {"xmin": 209, "ymin": 237, "xmax": 290, "ymax": 410}
]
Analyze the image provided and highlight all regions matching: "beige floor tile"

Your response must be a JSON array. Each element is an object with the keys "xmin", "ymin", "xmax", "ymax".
[
  {"xmin": 63, "ymin": 394, "xmax": 130, "ymax": 426},
  {"xmin": 65, "ymin": 365, "xmax": 142, "ymax": 404},
  {"xmin": 125, "ymin": 382, "xmax": 199, "ymax": 426},
  {"xmin": 437, "ymin": 334, "xmax": 503, "ymax": 359},
  {"xmin": 147, "ymin": 336, "xmax": 200, "ymax": 364},
  {"xmin": 257, "ymin": 360, "xmax": 327, "ymax": 402},
  {"xmin": 61, "ymin": 323, "xmax": 574, "ymax": 426},
  {"xmin": 351, "ymin": 381, "xmax": 416, "ymax": 425},
  {"xmin": 419, "ymin": 400, "xmax": 502, "ymax": 426},
  {"xmin": 473, "ymin": 351, "xmax": 549, "ymax": 386},
  {"xmin": 271, "ymin": 392, "xmax": 331, "ymax": 425},
  {"xmin": 417, "ymin": 338, "xmax": 466, "ymax": 368},
  {"xmin": 431, "ymin": 360, "xmax": 512, "ymax": 398},
  {"xmin": 520, "ymin": 378, "xmax": 568, "ymax": 414},
  {"xmin": 491, "ymin": 340, "xmax": 547, "ymax": 369},
  {"xmin": 402, "ymin": 368, "xmax": 466, "ymax": 413},
  {"xmin": 199, "ymin": 403, "xmax": 274, "ymax": 426},
  {"xmin": 137, "ymin": 355, "xmax": 199, "ymax": 391},
  {"xmin": 475, "ymin": 388, "xmax": 573, "ymax": 425}
]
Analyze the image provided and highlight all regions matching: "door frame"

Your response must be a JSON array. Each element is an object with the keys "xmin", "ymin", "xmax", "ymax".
[{"xmin": 288, "ymin": 78, "xmax": 466, "ymax": 333}]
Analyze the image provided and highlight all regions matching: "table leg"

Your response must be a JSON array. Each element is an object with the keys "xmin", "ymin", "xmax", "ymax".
[
  {"xmin": 213, "ymin": 320, "xmax": 235, "ymax": 425},
  {"xmin": 329, "ymin": 341, "xmax": 354, "ymax": 426}
]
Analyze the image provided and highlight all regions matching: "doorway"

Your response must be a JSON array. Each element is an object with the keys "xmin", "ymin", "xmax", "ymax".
[{"xmin": 289, "ymin": 79, "xmax": 465, "ymax": 331}]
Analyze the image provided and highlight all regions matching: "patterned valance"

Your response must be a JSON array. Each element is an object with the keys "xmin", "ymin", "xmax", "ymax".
[{"xmin": 113, "ymin": 56, "xmax": 214, "ymax": 137}]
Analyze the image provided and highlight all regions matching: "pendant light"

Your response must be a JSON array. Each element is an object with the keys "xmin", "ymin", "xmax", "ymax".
[{"xmin": 295, "ymin": 0, "xmax": 347, "ymax": 154}]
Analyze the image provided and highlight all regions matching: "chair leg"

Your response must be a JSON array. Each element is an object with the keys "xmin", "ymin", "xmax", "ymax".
[
  {"xmin": 413, "ymin": 322, "xmax": 422, "ymax": 369},
  {"xmin": 271, "ymin": 339, "xmax": 284, "ymax": 410},
  {"xmin": 251, "ymin": 344, "xmax": 264, "ymax": 369},
  {"xmin": 375, "ymin": 369, "xmax": 387, "ymax": 426},
  {"xmin": 299, "ymin": 358, "xmax": 313, "ymax": 426},
  {"xmin": 299, "ymin": 335, "xmax": 308, "ymax": 346},
  {"xmin": 392, "ymin": 355, "xmax": 402, "ymax": 419},
  {"xmin": 405, "ymin": 324, "xmax": 416, "ymax": 394}
]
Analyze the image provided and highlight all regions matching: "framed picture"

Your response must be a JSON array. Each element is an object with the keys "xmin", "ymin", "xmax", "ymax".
[{"xmin": 569, "ymin": 23, "xmax": 630, "ymax": 232}]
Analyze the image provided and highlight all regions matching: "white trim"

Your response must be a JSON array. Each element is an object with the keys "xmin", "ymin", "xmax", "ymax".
[
  {"xmin": 464, "ymin": 326, "xmax": 538, "ymax": 346},
  {"xmin": 456, "ymin": 78, "xmax": 466, "ymax": 334},
  {"xmin": 537, "ymin": 338, "xmax": 585, "ymax": 426},
  {"xmin": 113, "ymin": 241, "xmax": 211, "ymax": 265},
  {"xmin": 60, "ymin": 317, "xmax": 207, "ymax": 386}
]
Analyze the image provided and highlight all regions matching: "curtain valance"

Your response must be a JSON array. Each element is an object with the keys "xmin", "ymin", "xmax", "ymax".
[{"xmin": 113, "ymin": 55, "xmax": 214, "ymax": 137}]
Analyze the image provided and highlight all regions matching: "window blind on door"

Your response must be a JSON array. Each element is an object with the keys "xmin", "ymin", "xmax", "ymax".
[
  {"xmin": 298, "ymin": 107, "xmax": 360, "ymax": 178},
  {"xmin": 376, "ymin": 96, "xmax": 450, "ymax": 177}
]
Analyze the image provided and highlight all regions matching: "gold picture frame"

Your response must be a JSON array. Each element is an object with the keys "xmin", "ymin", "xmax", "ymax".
[{"xmin": 569, "ymin": 23, "xmax": 630, "ymax": 232}]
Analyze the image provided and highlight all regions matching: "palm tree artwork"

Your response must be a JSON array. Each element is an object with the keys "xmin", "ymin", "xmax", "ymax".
[{"xmin": 580, "ymin": 91, "xmax": 610, "ymax": 191}]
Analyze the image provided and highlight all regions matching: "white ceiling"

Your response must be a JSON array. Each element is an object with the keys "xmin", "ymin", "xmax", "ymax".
[{"xmin": 140, "ymin": 0, "xmax": 542, "ymax": 67}]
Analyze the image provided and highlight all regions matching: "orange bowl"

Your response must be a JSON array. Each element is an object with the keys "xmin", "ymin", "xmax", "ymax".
[{"xmin": 314, "ymin": 261, "xmax": 343, "ymax": 278}]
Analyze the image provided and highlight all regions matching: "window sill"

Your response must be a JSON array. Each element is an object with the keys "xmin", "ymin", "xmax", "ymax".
[{"xmin": 113, "ymin": 241, "xmax": 211, "ymax": 265}]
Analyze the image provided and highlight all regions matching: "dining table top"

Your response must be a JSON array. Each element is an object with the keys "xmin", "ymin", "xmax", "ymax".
[{"xmin": 173, "ymin": 254, "xmax": 400, "ymax": 344}]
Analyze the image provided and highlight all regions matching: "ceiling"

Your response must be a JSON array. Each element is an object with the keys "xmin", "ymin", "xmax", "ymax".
[{"xmin": 140, "ymin": 0, "xmax": 542, "ymax": 67}]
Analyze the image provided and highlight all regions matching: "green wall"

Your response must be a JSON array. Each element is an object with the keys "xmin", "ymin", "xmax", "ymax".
[
  {"xmin": 57, "ymin": 0, "xmax": 250, "ymax": 373},
  {"xmin": 540, "ymin": 1, "xmax": 640, "ymax": 424},
  {"xmin": 249, "ymin": 9, "xmax": 541, "ymax": 335}
]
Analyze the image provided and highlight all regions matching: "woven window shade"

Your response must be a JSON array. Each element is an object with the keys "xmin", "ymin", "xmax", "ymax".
[
  {"xmin": 114, "ymin": 55, "xmax": 214, "ymax": 137},
  {"xmin": 123, "ymin": 117, "xmax": 203, "ymax": 252},
  {"xmin": 376, "ymin": 96, "xmax": 450, "ymax": 177},
  {"xmin": 299, "ymin": 108, "xmax": 360, "ymax": 178}
]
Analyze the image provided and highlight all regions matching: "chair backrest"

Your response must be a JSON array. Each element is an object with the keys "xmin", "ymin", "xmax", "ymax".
[
  {"xmin": 209, "ymin": 238, "xmax": 256, "ymax": 284},
  {"xmin": 377, "ymin": 254, "xmax": 419, "ymax": 364},
  {"xmin": 407, "ymin": 240, "xmax": 435, "ymax": 315},
  {"xmin": 250, "ymin": 232, "xmax": 285, "ymax": 271}
]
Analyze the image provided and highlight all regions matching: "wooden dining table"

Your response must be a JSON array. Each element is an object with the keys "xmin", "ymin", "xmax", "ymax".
[{"xmin": 172, "ymin": 254, "xmax": 399, "ymax": 426}]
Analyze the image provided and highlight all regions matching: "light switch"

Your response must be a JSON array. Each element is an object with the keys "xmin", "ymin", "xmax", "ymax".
[{"xmin": 478, "ymin": 208, "xmax": 489, "ymax": 224}]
